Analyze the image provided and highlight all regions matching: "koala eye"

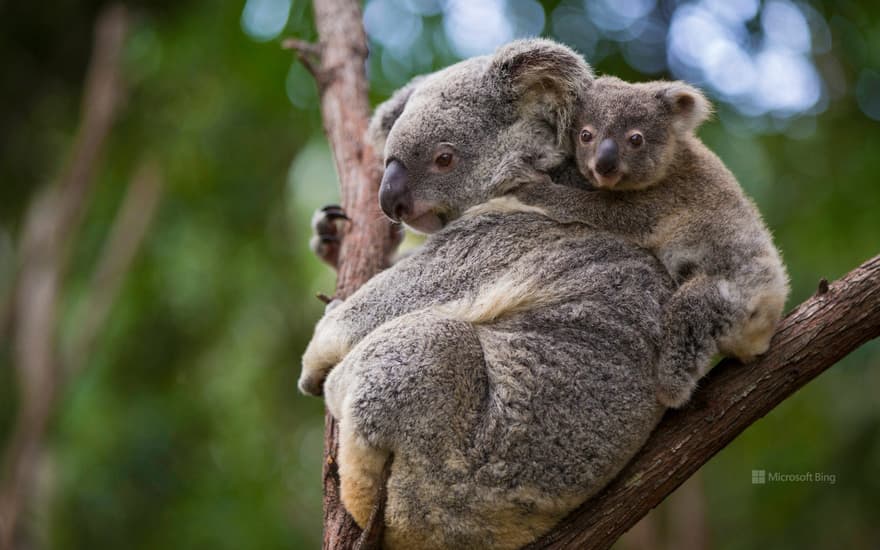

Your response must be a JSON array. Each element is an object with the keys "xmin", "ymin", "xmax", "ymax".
[
  {"xmin": 628, "ymin": 133, "xmax": 644, "ymax": 147},
  {"xmin": 430, "ymin": 144, "xmax": 458, "ymax": 173},
  {"xmin": 579, "ymin": 129, "xmax": 593, "ymax": 143},
  {"xmin": 435, "ymin": 152, "xmax": 453, "ymax": 168}
]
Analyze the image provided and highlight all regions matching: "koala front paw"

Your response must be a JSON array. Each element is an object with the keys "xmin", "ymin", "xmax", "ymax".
[
  {"xmin": 310, "ymin": 205, "xmax": 349, "ymax": 269},
  {"xmin": 299, "ymin": 342, "xmax": 340, "ymax": 396},
  {"xmin": 299, "ymin": 309, "xmax": 352, "ymax": 397}
]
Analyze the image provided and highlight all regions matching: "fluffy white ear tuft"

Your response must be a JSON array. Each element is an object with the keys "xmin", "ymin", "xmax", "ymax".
[
  {"xmin": 660, "ymin": 82, "xmax": 713, "ymax": 133},
  {"xmin": 489, "ymin": 39, "xmax": 594, "ymax": 147}
]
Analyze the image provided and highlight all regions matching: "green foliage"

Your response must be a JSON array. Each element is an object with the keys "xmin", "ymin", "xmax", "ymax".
[{"xmin": 0, "ymin": 1, "xmax": 877, "ymax": 548}]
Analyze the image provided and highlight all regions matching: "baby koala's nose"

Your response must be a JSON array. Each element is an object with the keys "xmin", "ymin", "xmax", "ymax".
[{"xmin": 595, "ymin": 138, "xmax": 619, "ymax": 176}]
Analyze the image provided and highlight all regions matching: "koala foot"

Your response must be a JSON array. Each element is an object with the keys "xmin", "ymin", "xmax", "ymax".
[
  {"xmin": 338, "ymin": 422, "xmax": 390, "ymax": 529},
  {"xmin": 310, "ymin": 205, "xmax": 349, "ymax": 269}
]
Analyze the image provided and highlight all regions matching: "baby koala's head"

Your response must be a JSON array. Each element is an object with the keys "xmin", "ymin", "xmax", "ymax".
[{"xmin": 573, "ymin": 76, "xmax": 712, "ymax": 191}]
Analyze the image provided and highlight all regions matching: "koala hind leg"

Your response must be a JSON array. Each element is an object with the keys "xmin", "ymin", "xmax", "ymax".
[
  {"xmin": 656, "ymin": 275, "xmax": 741, "ymax": 408},
  {"xmin": 337, "ymin": 417, "xmax": 391, "ymax": 528},
  {"xmin": 323, "ymin": 308, "xmax": 490, "ymax": 543}
]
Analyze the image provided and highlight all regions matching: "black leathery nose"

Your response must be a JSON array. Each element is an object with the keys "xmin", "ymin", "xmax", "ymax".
[
  {"xmin": 595, "ymin": 138, "xmax": 619, "ymax": 176},
  {"xmin": 378, "ymin": 160, "xmax": 412, "ymax": 222}
]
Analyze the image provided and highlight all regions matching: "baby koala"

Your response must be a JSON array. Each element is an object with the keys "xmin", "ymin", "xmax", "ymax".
[{"xmin": 516, "ymin": 76, "xmax": 790, "ymax": 408}]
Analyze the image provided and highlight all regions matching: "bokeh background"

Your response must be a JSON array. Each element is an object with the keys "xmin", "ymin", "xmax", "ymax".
[{"xmin": 1, "ymin": 0, "xmax": 878, "ymax": 548}]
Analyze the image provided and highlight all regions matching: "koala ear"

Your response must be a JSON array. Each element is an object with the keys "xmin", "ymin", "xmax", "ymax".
[
  {"xmin": 489, "ymin": 39, "xmax": 594, "ymax": 147},
  {"xmin": 658, "ymin": 82, "xmax": 712, "ymax": 133},
  {"xmin": 366, "ymin": 75, "xmax": 427, "ymax": 157}
]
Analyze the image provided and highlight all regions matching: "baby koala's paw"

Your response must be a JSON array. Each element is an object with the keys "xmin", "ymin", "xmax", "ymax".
[
  {"xmin": 655, "ymin": 357, "xmax": 699, "ymax": 409},
  {"xmin": 718, "ymin": 320, "xmax": 775, "ymax": 364},
  {"xmin": 490, "ymin": 152, "xmax": 553, "ymax": 194}
]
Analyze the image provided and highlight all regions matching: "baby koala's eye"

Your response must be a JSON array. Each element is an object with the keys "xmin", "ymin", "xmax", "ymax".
[
  {"xmin": 579, "ymin": 129, "xmax": 593, "ymax": 143},
  {"xmin": 628, "ymin": 133, "xmax": 644, "ymax": 147}
]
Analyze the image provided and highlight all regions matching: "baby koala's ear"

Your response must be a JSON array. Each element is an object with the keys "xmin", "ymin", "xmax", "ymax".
[
  {"xmin": 366, "ymin": 75, "xmax": 427, "ymax": 157},
  {"xmin": 658, "ymin": 82, "xmax": 712, "ymax": 133},
  {"xmin": 488, "ymin": 39, "xmax": 594, "ymax": 147}
]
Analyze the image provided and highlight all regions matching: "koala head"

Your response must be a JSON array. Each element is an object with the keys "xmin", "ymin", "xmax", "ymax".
[
  {"xmin": 573, "ymin": 76, "xmax": 712, "ymax": 191},
  {"xmin": 368, "ymin": 39, "xmax": 593, "ymax": 233}
]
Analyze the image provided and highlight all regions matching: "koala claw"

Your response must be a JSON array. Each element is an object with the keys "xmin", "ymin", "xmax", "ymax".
[{"xmin": 311, "ymin": 205, "xmax": 349, "ymax": 269}]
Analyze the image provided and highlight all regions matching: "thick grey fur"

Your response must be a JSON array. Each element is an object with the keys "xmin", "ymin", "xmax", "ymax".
[{"xmin": 299, "ymin": 40, "xmax": 674, "ymax": 549}]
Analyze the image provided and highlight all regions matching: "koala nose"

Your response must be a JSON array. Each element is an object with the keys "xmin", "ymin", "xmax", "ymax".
[
  {"xmin": 379, "ymin": 160, "xmax": 412, "ymax": 222},
  {"xmin": 594, "ymin": 138, "xmax": 619, "ymax": 176}
]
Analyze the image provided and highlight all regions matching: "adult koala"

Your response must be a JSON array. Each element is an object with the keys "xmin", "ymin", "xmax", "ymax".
[{"xmin": 300, "ymin": 40, "xmax": 672, "ymax": 549}]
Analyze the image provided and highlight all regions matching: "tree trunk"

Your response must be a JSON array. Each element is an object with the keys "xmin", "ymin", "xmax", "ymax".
[{"xmin": 285, "ymin": 1, "xmax": 398, "ymax": 548}]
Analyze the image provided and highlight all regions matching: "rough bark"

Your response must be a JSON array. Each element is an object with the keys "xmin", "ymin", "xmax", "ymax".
[
  {"xmin": 525, "ymin": 254, "xmax": 880, "ymax": 549},
  {"xmin": 285, "ymin": 1, "xmax": 398, "ymax": 548}
]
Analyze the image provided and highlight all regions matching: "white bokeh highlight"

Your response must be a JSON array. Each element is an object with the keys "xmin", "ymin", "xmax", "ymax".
[
  {"xmin": 351, "ymin": 0, "xmax": 839, "ymax": 127},
  {"xmin": 667, "ymin": 0, "xmax": 824, "ymax": 118},
  {"xmin": 240, "ymin": 0, "xmax": 292, "ymax": 42}
]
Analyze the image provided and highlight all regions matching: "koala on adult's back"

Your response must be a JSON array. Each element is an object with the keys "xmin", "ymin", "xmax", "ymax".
[
  {"xmin": 299, "ymin": 40, "xmax": 674, "ymax": 549},
  {"xmin": 515, "ymin": 76, "xmax": 790, "ymax": 408}
]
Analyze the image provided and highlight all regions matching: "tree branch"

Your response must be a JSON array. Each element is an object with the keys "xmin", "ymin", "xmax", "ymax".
[
  {"xmin": 63, "ymin": 161, "xmax": 163, "ymax": 377},
  {"xmin": 286, "ymin": 1, "xmax": 398, "ymax": 548},
  {"xmin": 526, "ymin": 254, "xmax": 880, "ymax": 549},
  {"xmin": 281, "ymin": 38, "xmax": 323, "ymax": 84}
]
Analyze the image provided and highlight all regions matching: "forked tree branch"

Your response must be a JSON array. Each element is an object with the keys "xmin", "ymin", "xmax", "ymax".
[
  {"xmin": 281, "ymin": 38, "xmax": 323, "ymax": 84},
  {"xmin": 291, "ymin": 2, "xmax": 880, "ymax": 549},
  {"xmin": 286, "ymin": 1, "xmax": 399, "ymax": 549}
]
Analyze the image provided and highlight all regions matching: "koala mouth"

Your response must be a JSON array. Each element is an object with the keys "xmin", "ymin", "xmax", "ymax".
[
  {"xmin": 596, "ymin": 174, "xmax": 621, "ymax": 189},
  {"xmin": 402, "ymin": 201, "xmax": 446, "ymax": 233},
  {"xmin": 591, "ymin": 169, "xmax": 623, "ymax": 190}
]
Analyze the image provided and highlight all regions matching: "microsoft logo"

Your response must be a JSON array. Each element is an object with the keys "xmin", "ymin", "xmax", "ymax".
[{"xmin": 750, "ymin": 469, "xmax": 837, "ymax": 484}]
